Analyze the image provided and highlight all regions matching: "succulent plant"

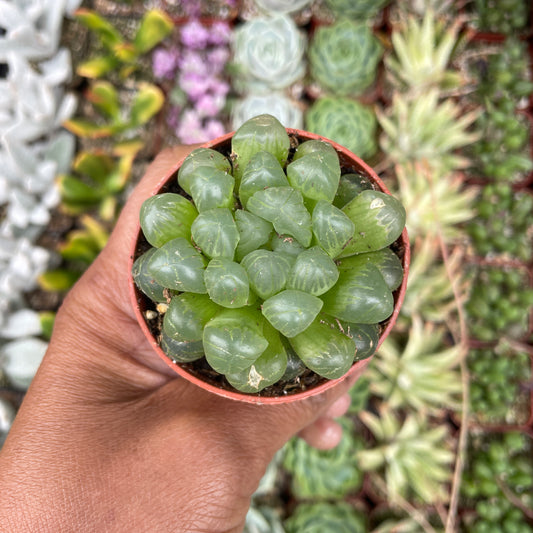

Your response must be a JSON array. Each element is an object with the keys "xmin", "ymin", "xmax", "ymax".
[
  {"xmin": 368, "ymin": 316, "xmax": 463, "ymax": 413},
  {"xmin": 465, "ymin": 264, "xmax": 533, "ymax": 342},
  {"xmin": 253, "ymin": 0, "xmax": 312, "ymax": 14},
  {"xmin": 308, "ymin": 19, "xmax": 383, "ymax": 97},
  {"xmin": 385, "ymin": 10, "xmax": 463, "ymax": 94},
  {"xmin": 471, "ymin": 0, "xmax": 530, "ymax": 34},
  {"xmin": 461, "ymin": 432, "xmax": 533, "ymax": 532},
  {"xmin": 305, "ymin": 97, "xmax": 378, "ymax": 160},
  {"xmin": 63, "ymin": 81, "xmax": 164, "ymax": 141},
  {"xmin": 57, "ymin": 144, "xmax": 141, "ymax": 221},
  {"xmin": 132, "ymin": 114, "xmax": 406, "ymax": 394},
  {"xmin": 324, "ymin": 0, "xmax": 390, "ymax": 20},
  {"xmin": 283, "ymin": 417, "xmax": 364, "ymax": 499},
  {"xmin": 468, "ymin": 183, "xmax": 533, "ymax": 262},
  {"xmin": 468, "ymin": 342, "xmax": 531, "ymax": 425},
  {"xmin": 232, "ymin": 15, "xmax": 306, "ymax": 92},
  {"xmin": 231, "ymin": 93, "xmax": 304, "ymax": 130},
  {"xmin": 75, "ymin": 8, "xmax": 173, "ymax": 79},
  {"xmin": 284, "ymin": 502, "xmax": 366, "ymax": 533},
  {"xmin": 393, "ymin": 162, "xmax": 477, "ymax": 242},
  {"xmin": 357, "ymin": 407, "xmax": 454, "ymax": 504},
  {"xmin": 377, "ymin": 90, "xmax": 480, "ymax": 172},
  {"xmin": 244, "ymin": 506, "xmax": 285, "ymax": 533},
  {"xmin": 467, "ymin": 96, "xmax": 533, "ymax": 183}
]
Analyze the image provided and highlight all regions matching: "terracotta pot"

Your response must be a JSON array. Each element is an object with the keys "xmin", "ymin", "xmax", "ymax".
[{"xmin": 129, "ymin": 128, "xmax": 410, "ymax": 404}]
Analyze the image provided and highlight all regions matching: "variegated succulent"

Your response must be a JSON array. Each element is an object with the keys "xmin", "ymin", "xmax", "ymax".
[
  {"xmin": 305, "ymin": 97, "xmax": 378, "ymax": 160},
  {"xmin": 308, "ymin": 19, "xmax": 383, "ymax": 97},
  {"xmin": 132, "ymin": 114, "xmax": 406, "ymax": 394}
]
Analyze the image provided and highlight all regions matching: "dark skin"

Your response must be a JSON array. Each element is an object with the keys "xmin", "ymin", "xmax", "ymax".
[{"xmin": 0, "ymin": 146, "xmax": 370, "ymax": 532}]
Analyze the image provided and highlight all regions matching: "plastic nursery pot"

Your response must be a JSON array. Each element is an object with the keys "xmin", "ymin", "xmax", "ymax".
[{"xmin": 129, "ymin": 128, "xmax": 410, "ymax": 404}]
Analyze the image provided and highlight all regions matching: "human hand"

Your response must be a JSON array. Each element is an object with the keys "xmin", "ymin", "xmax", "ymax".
[{"xmin": 0, "ymin": 146, "xmax": 370, "ymax": 532}]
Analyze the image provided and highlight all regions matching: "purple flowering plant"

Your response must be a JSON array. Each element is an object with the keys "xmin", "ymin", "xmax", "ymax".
[{"xmin": 152, "ymin": 17, "xmax": 232, "ymax": 144}]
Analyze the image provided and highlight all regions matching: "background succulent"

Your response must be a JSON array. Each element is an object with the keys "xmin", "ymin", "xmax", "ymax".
[
  {"xmin": 232, "ymin": 15, "xmax": 306, "ymax": 92},
  {"xmin": 284, "ymin": 502, "xmax": 366, "ymax": 533},
  {"xmin": 305, "ymin": 97, "xmax": 378, "ymax": 160},
  {"xmin": 324, "ymin": 0, "xmax": 391, "ymax": 20},
  {"xmin": 133, "ymin": 114, "xmax": 406, "ymax": 394},
  {"xmin": 308, "ymin": 19, "xmax": 383, "ymax": 97}
]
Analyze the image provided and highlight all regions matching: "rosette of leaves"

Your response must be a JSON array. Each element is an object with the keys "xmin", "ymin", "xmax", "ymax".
[
  {"xmin": 253, "ymin": 0, "xmax": 312, "ymax": 14},
  {"xmin": 305, "ymin": 97, "xmax": 378, "ymax": 160},
  {"xmin": 308, "ymin": 19, "xmax": 383, "ymax": 97},
  {"xmin": 465, "ymin": 265, "xmax": 533, "ymax": 342},
  {"xmin": 369, "ymin": 316, "xmax": 463, "ymax": 413},
  {"xmin": 284, "ymin": 502, "xmax": 366, "ymax": 533},
  {"xmin": 133, "ymin": 114, "xmax": 406, "ymax": 394},
  {"xmin": 385, "ymin": 10, "xmax": 463, "ymax": 94},
  {"xmin": 357, "ymin": 407, "xmax": 454, "ymax": 504},
  {"xmin": 471, "ymin": 0, "xmax": 530, "ymax": 34},
  {"xmin": 468, "ymin": 342, "xmax": 531, "ymax": 425},
  {"xmin": 324, "ymin": 0, "xmax": 390, "ymax": 20},
  {"xmin": 232, "ymin": 15, "xmax": 306, "ymax": 92},
  {"xmin": 75, "ymin": 9, "xmax": 174, "ymax": 79},
  {"xmin": 377, "ymin": 90, "xmax": 480, "ymax": 172},
  {"xmin": 282, "ymin": 417, "xmax": 364, "ymax": 499},
  {"xmin": 468, "ymin": 183, "xmax": 533, "ymax": 262},
  {"xmin": 461, "ymin": 432, "xmax": 533, "ymax": 532}
]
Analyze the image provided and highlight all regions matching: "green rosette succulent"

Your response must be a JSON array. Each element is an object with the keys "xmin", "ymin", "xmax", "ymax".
[
  {"xmin": 308, "ymin": 19, "xmax": 383, "ymax": 96},
  {"xmin": 306, "ymin": 97, "xmax": 378, "ymax": 159},
  {"xmin": 285, "ymin": 502, "xmax": 366, "ymax": 533},
  {"xmin": 133, "ymin": 114, "xmax": 406, "ymax": 395},
  {"xmin": 282, "ymin": 417, "xmax": 364, "ymax": 499},
  {"xmin": 325, "ymin": 0, "xmax": 390, "ymax": 20}
]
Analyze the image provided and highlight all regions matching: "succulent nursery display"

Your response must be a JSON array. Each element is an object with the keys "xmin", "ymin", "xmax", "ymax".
[
  {"xmin": 131, "ymin": 114, "xmax": 407, "ymax": 396},
  {"xmin": 2, "ymin": 1, "xmax": 533, "ymax": 530}
]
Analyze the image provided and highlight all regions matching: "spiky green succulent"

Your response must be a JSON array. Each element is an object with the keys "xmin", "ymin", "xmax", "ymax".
[
  {"xmin": 282, "ymin": 417, "xmax": 364, "ymax": 499},
  {"xmin": 285, "ymin": 502, "xmax": 366, "ymax": 533},
  {"xmin": 305, "ymin": 97, "xmax": 378, "ymax": 160},
  {"xmin": 132, "ymin": 114, "xmax": 406, "ymax": 394},
  {"xmin": 308, "ymin": 19, "xmax": 383, "ymax": 96},
  {"xmin": 357, "ymin": 407, "xmax": 454, "ymax": 504}
]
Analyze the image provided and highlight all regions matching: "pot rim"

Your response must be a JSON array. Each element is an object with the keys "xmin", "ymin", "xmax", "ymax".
[{"xmin": 129, "ymin": 128, "xmax": 410, "ymax": 404}]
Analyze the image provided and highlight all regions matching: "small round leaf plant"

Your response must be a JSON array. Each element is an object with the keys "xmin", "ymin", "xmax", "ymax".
[{"xmin": 131, "ymin": 115, "xmax": 408, "ymax": 400}]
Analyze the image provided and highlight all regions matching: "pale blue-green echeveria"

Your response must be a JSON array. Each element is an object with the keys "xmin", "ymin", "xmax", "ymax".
[
  {"xmin": 232, "ymin": 15, "xmax": 306, "ymax": 91},
  {"xmin": 231, "ymin": 92, "xmax": 304, "ymax": 130},
  {"xmin": 309, "ymin": 19, "xmax": 383, "ymax": 96},
  {"xmin": 306, "ymin": 97, "xmax": 378, "ymax": 159}
]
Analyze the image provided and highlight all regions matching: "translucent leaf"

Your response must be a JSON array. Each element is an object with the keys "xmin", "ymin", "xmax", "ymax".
[
  {"xmin": 177, "ymin": 148, "xmax": 232, "ymax": 195},
  {"xmin": 225, "ymin": 323, "xmax": 288, "ymax": 393},
  {"xmin": 191, "ymin": 208, "xmax": 239, "ymax": 259},
  {"xmin": 312, "ymin": 200, "xmax": 355, "ymax": 258},
  {"xmin": 129, "ymin": 83, "xmax": 165, "ymax": 127},
  {"xmin": 238, "ymin": 150, "xmax": 289, "ymax": 208},
  {"xmin": 333, "ymin": 173, "xmax": 374, "ymax": 209},
  {"xmin": 163, "ymin": 293, "xmax": 220, "ymax": 342},
  {"xmin": 231, "ymin": 114, "xmax": 290, "ymax": 184},
  {"xmin": 140, "ymin": 193, "xmax": 198, "ymax": 248},
  {"xmin": 321, "ymin": 262, "xmax": 393, "ymax": 323},
  {"xmin": 241, "ymin": 249, "xmax": 292, "ymax": 299},
  {"xmin": 340, "ymin": 322, "xmax": 379, "ymax": 361},
  {"xmin": 147, "ymin": 237, "xmax": 207, "ymax": 293},
  {"xmin": 131, "ymin": 248, "xmax": 167, "ymax": 303},
  {"xmin": 234, "ymin": 210, "xmax": 273, "ymax": 261},
  {"xmin": 204, "ymin": 258, "xmax": 250, "ymax": 308},
  {"xmin": 287, "ymin": 246, "xmax": 339, "ymax": 296},
  {"xmin": 337, "ymin": 248, "xmax": 403, "ymax": 291},
  {"xmin": 340, "ymin": 190, "xmax": 406, "ymax": 257},
  {"xmin": 262, "ymin": 289, "xmax": 323, "ymax": 338},
  {"xmin": 286, "ymin": 149, "xmax": 340, "ymax": 204},
  {"xmin": 247, "ymin": 187, "xmax": 312, "ymax": 247},
  {"xmin": 203, "ymin": 308, "xmax": 268, "ymax": 374},
  {"xmin": 189, "ymin": 166, "xmax": 235, "ymax": 212},
  {"xmin": 161, "ymin": 331, "xmax": 204, "ymax": 363},
  {"xmin": 270, "ymin": 233, "xmax": 306, "ymax": 258},
  {"xmin": 289, "ymin": 315, "xmax": 355, "ymax": 379},
  {"xmin": 134, "ymin": 10, "xmax": 174, "ymax": 53}
]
